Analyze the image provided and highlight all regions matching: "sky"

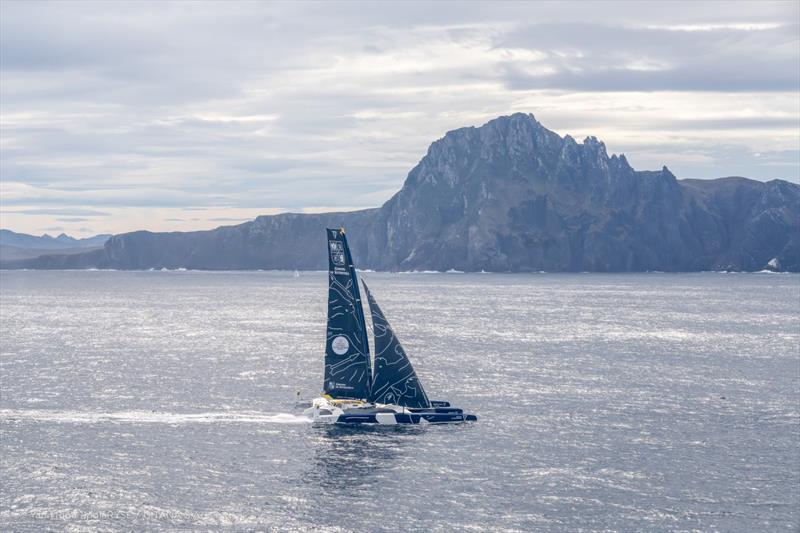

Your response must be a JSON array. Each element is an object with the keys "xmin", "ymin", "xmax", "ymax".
[{"xmin": 1, "ymin": 0, "xmax": 798, "ymax": 236}]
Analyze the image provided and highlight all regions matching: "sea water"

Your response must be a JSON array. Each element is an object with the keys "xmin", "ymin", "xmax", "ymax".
[{"xmin": 0, "ymin": 271, "xmax": 797, "ymax": 531}]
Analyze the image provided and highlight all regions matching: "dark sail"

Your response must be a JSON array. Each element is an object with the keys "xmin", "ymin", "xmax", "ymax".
[
  {"xmin": 323, "ymin": 228, "xmax": 371, "ymax": 399},
  {"xmin": 362, "ymin": 281, "xmax": 431, "ymax": 408}
]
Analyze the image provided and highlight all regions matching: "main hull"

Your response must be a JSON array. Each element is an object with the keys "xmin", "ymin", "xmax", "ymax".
[
  {"xmin": 303, "ymin": 397, "xmax": 477, "ymax": 425},
  {"xmin": 336, "ymin": 411, "xmax": 478, "ymax": 425}
]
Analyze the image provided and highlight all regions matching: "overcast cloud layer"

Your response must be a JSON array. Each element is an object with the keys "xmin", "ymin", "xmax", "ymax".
[{"xmin": 1, "ymin": 0, "xmax": 798, "ymax": 235}]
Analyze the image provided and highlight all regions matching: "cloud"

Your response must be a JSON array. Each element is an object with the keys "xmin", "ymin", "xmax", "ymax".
[
  {"xmin": 496, "ymin": 21, "xmax": 800, "ymax": 92},
  {"xmin": 0, "ymin": 0, "xmax": 798, "ymax": 236},
  {"xmin": 5, "ymin": 208, "xmax": 111, "ymax": 216}
]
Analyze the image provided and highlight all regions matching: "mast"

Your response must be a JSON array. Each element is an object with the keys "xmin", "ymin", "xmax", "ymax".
[
  {"xmin": 362, "ymin": 280, "xmax": 431, "ymax": 408},
  {"xmin": 323, "ymin": 228, "xmax": 371, "ymax": 400}
]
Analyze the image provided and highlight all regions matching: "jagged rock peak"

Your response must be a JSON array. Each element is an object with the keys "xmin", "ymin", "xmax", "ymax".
[
  {"xmin": 583, "ymin": 135, "xmax": 607, "ymax": 152},
  {"xmin": 433, "ymin": 112, "xmax": 547, "ymax": 142},
  {"xmin": 429, "ymin": 113, "xmax": 635, "ymax": 165}
]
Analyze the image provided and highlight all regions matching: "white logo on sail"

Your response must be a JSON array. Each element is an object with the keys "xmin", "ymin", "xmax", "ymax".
[
  {"xmin": 329, "ymin": 240, "xmax": 345, "ymax": 266},
  {"xmin": 331, "ymin": 336, "xmax": 349, "ymax": 355}
]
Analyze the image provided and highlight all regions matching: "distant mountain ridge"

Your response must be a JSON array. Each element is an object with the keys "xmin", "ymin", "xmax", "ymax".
[
  {"xmin": 0, "ymin": 230, "xmax": 111, "ymax": 262},
  {"xmin": 3, "ymin": 113, "xmax": 798, "ymax": 271},
  {"xmin": 0, "ymin": 229, "xmax": 110, "ymax": 249}
]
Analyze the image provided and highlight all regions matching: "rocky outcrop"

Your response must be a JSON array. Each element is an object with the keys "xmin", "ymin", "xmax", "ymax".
[{"xmin": 4, "ymin": 113, "xmax": 798, "ymax": 271}]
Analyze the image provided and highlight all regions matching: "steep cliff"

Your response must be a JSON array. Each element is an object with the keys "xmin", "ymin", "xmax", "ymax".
[{"xmin": 5, "ymin": 113, "xmax": 798, "ymax": 271}]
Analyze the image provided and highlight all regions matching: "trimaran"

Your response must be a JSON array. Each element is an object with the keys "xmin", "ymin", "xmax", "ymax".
[{"xmin": 303, "ymin": 228, "xmax": 478, "ymax": 425}]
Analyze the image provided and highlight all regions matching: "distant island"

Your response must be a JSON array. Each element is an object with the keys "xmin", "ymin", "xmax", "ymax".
[
  {"xmin": 2, "ymin": 113, "xmax": 798, "ymax": 272},
  {"xmin": 0, "ymin": 230, "xmax": 110, "ymax": 262}
]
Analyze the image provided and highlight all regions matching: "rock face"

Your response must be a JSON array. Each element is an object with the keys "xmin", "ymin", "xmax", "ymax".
[{"xmin": 4, "ymin": 113, "xmax": 799, "ymax": 271}]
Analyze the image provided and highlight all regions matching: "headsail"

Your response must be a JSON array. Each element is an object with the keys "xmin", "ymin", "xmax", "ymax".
[
  {"xmin": 324, "ymin": 228, "xmax": 371, "ymax": 399},
  {"xmin": 362, "ymin": 281, "xmax": 431, "ymax": 408}
]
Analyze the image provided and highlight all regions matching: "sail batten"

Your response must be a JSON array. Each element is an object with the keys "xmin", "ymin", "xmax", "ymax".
[
  {"xmin": 363, "ymin": 281, "xmax": 431, "ymax": 408},
  {"xmin": 323, "ymin": 228, "xmax": 371, "ymax": 400}
]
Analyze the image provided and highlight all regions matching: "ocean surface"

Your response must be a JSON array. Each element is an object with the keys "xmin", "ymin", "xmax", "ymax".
[{"xmin": 0, "ymin": 271, "xmax": 798, "ymax": 532}]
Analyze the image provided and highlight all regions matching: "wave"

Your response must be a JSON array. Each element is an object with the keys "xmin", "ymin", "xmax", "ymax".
[
  {"xmin": 700, "ymin": 270, "xmax": 793, "ymax": 275},
  {"xmin": 0, "ymin": 409, "xmax": 310, "ymax": 425}
]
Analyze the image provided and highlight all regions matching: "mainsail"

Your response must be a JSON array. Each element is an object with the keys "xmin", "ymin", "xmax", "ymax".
[
  {"xmin": 362, "ymin": 281, "xmax": 431, "ymax": 408},
  {"xmin": 323, "ymin": 228, "xmax": 371, "ymax": 399}
]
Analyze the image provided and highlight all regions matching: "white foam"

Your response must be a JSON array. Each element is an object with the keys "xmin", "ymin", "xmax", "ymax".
[{"xmin": 0, "ymin": 409, "xmax": 310, "ymax": 425}]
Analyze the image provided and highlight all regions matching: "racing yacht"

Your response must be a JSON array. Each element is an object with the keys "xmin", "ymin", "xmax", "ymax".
[{"xmin": 303, "ymin": 228, "xmax": 477, "ymax": 425}]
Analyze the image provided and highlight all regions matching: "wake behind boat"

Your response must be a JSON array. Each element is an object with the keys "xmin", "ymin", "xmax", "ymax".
[{"xmin": 303, "ymin": 228, "xmax": 477, "ymax": 425}]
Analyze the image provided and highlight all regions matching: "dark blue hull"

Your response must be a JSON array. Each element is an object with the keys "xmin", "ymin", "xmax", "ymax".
[{"xmin": 334, "ymin": 408, "xmax": 477, "ymax": 425}]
